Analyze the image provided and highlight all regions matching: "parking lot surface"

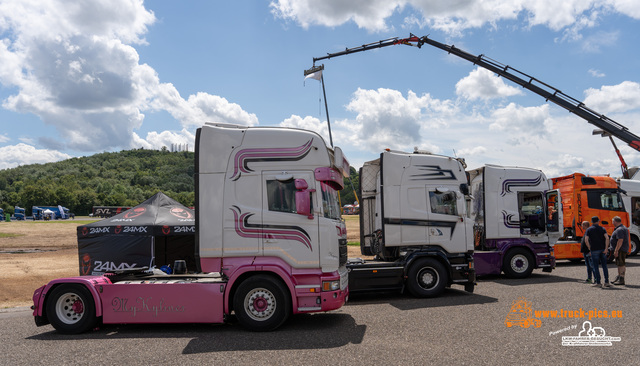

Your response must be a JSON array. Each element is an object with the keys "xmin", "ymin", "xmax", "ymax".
[{"xmin": 1, "ymin": 258, "xmax": 638, "ymax": 365}]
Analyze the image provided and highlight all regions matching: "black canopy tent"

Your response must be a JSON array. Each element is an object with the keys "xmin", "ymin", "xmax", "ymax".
[{"xmin": 77, "ymin": 192, "xmax": 196, "ymax": 275}]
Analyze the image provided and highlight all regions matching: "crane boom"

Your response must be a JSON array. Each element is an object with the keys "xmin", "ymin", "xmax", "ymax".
[{"xmin": 310, "ymin": 34, "xmax": 640, "ymax": 177}]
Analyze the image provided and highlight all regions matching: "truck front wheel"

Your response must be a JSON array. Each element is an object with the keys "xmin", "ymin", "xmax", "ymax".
[
  {"xmin": 630, "ymin": 236, "xmax": 639, "ymax": 256},
  {"xmin": 233, "ymin": 275, "xmax": 291, "ymax": 331},
  {"xmin": 503, "ymin": 248, "xmax": 534, "ymax": 279},
  {"xmin": 406, "ymin": 258, "xmax": 448, "ymax": 298},
  {"xmin": 46, "ymin": 284, "xmax": 97, "ymax": 334}
]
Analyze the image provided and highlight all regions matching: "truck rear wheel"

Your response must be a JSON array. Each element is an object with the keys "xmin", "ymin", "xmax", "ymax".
[
  {"xmin": 233, "ymin": 275, "xmax": 291, "ymax": 331},
  {"xmin": 406, "ymin": 258, "xmax": 448, "ymax": 298},
  {"xmin": 46, "ymin": 284, "xmax": 97, "ymax": 334},
  {"xmin": 503, "ymin": 248, "xmax": 534, "ymax": 279}
]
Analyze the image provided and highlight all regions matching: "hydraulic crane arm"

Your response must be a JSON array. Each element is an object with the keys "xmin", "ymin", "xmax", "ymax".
[{"xmin": 311, "ymin": 34, "xmax": 640, "ymax": 177}]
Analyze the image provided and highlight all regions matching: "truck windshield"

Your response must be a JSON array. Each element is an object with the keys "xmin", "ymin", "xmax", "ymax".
[
  {"xmin": 320, "ymin": 182, "xmax": 342, "ymax": 220},
  {"xmin": 586, "ymin": 190, "xmax": 625, "ymax": 212}
]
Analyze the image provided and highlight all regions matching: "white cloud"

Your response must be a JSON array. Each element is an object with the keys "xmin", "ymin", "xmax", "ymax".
[
  {"xmin": 489, "ymin": 103, "xmax": 550, "ymax": 136},
  {"xmin": 280, "ymin": 115, "xmax": 332, "ymax": 143},
  {"xmin": 270, "ymin": 0, "xmax": 640, "ymax": 35},
  {"xmin": 588, "ymin": 69, "xmax": 605, "ymax": 78},
  {"xmin": 580, "ymin": 30, "xmax": 620, "ymax": 53},
  {"xmin": 270, "ymin": 0, "xmax": 401, "ymax": 31},
  {"xmin": 457, "ymin": 146, "xmax": 487, "ymax": 156},
  {"xmin": 545, "ymin": 153, "xmax": 585, "ymax": 173},
  {"xmin": 0, "ymin": 134, "xmax": 9, "ymax": 143},
  {"xmin": 342, "ymin": 88, "xmax": 456, "ymax": 152},
  {"xmin": 0, "ymin": 143, "xmax": 72, "ymax": 169},
  {"xmin": 0, "ymin": 0, "xmax": 258, "ymax": 154},
  {"xmin": 456, "ymin": 68, "xmax": 524, "ymax": 101},
  {"xmin": 132, "ymin": 129, "xmax": 196, "ymax": 151},
  {"xmin": 583, "ymin": 81, "xmax": 640, "ymax": 114}
]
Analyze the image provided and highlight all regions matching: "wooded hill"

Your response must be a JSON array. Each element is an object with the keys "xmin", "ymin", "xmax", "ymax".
[
  {"xmin": 0, "ymin": 149, "xmax": 195, "ymax": 216},
  {"xmin": 0, "ymin": 149, "xmax": 360, "ymax": 216}
]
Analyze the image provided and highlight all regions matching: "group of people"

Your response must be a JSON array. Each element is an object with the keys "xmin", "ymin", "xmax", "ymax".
[{"xmin": 579, "ymin": 216, "xmax": 629, "ymax": 288}]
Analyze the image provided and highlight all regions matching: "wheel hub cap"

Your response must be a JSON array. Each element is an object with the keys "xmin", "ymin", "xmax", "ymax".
[{"xmin": 245, "ymin": 288, "xmax": 276, "ymax": 321}]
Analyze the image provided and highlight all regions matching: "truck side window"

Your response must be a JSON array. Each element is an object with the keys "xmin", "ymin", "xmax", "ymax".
[
  {"xmin": 632, "ymin": 197, "xmax": 640, "ymax": 225},
  {"xmin": 267, "ymin": 179, "xmax": 297, "ymax": 213},
  {"xmin": 518, "ymin": 192, "xmax": 545, "ymax": 234},
  {"xmin": 321, "ymin": 182, "xmax": 341, "ymax": 220},
  {"xmin": 429, "ymin": 191, "xmax": 457, "ymax": 216},
  {"xmin": 586, "ymin": 190, "xmax": 625, "ymax": 211}
]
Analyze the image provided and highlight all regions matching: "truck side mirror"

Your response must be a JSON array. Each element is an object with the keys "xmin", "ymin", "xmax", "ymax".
[
  {"xmin": 460, "ymin": 183, "xmax": 469, "ymax": 195},
  {"xmin": 295, "ymin": 179, "xmax": 315, "ymax": 219}
]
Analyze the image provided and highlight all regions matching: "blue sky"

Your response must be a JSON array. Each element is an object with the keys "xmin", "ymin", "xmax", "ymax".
[{"xmin": 1, "ymin": 1, "xmax": 640, "ymax": 178}]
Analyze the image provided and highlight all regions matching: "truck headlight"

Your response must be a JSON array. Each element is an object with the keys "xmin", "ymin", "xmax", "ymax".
[{"xmin": 322, "ymin": 280, "xmax": 340, "ymax": 291}]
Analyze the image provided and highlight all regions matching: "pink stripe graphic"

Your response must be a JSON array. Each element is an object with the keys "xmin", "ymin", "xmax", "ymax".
[
  {"xmin": 230, "ymin": 140, "xmax": 313, "ymax": 180},
  {"xmin": 231, "ymin": 207, "xmax": 312, "ymax": 251}
]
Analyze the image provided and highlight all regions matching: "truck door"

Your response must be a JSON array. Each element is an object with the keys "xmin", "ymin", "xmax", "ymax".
[
  {"xmin": 545, "ymin": 190, "xmax": 562, "ymax": 244},
  {"xmin": 261, "ymin": 171, "xmax": 320, "ymax": 268},
  {"xmin": 517, "ymin": 191, "xmax": 546, "ymax": 240},
  {"xmin": 427, "ymin": 187, "xmax": 468, "ymax": 252}
]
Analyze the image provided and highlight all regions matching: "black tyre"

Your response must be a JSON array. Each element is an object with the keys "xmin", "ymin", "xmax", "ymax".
[
  {"xmin": 464, "ymin": 282, "xmax": 475, "ymax": 293},
  {"xmin": 406, "ymin": 258, "xmax": 448, "ymax": 298},
  {"xmin": 46, "ymin": 284, "xmax": 97, "ymax": 334},
  {"xmin": 233, "ymin": 275, "xmax": 291, "ymax": 331},
  {"xmin": 568, "ymin": 258, "xmax": 583, "ymax": 264},
  {"xmin": 503, "ymin": 248, "xmax": 534, "ymax": 279},
  {"xmin": 630, "ymin": 236, "xmax": 639, "ymax": 256}
]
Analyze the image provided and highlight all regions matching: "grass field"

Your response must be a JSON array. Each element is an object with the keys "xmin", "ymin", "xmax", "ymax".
[
  {"xmin": 0, "ymin": 216, "xmax": 363, "ymax": 309},
  {"xmin": 0, "ymin": 219, "xmax": 98, "ymax": 308}
]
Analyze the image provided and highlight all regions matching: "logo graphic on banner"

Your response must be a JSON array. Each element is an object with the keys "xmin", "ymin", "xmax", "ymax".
[
  {"xmin": 162, "ymin": 225, "xmax": 171, "ymax": 235},
  {"xmin": 169, "ymin": 207, "xmax": 193, "ymax": 219},
  {"xmin": 124, "ymin": 207, "xmax": 146, "ymax": 219},
  {"xmin": 81, "ymin": 253, "xmax": 91, "ymax": 275}
]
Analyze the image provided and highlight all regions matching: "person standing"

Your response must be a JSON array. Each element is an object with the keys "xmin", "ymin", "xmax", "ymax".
[
  {"xmin": 579, "ymin": 221, "xmax": 594, "ymax": 283},
  {"xmin": 610, "ymin": 216, "xmax": 628, "ymax": 285},
  {"xmin": 584, "ymin": 216, "xmax": 610, "ymax": 288}
]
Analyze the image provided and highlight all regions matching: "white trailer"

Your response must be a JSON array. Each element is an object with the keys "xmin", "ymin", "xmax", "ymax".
[{"xmin": 616, "ymin": 178, "xmax": 640, "ymax": 255}]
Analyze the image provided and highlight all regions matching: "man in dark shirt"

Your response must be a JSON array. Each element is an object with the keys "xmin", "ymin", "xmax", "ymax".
[
  {"xmin": 584, "ymin": 216, "xmax": 610, "ymax": 288},
  {"xmin": 610, "ymin": 216, "xmax": 629, "ymax": 285},
  {"xmin": 579, "ymin": 221, "xmax": 594, "ymax": 283}
]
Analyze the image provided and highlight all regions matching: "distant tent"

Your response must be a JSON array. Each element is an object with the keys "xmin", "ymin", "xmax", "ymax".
[{"xmin": 77, "ymin": 192, "xmax": 195, "ymax": 275}]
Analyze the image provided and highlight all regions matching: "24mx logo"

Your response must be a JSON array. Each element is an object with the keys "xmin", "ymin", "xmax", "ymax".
[
  {"xmin": 93, "ymin": 261, "xmax": 138, "ymax": 272},
  {"xmin": 114, "ymin": 226, "xmax": 148, "ymax": 234},
  {"xmin": 89, "ymin": 227, "xmax": 111, "ymax": 235},
  {"xmin": 174, "ymin": 226, "xmax": 195, "ymax": 233}
]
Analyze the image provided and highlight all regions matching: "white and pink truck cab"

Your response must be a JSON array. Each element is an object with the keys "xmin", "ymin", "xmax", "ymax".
[{"xmin": 32, "ymin": 123, "xmax": 350, "ymax": 333}]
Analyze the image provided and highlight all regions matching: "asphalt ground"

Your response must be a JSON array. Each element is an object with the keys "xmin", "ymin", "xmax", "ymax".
[{"xmin": 1, "ymin": 257, "xmax": 638, "ymax": 365}]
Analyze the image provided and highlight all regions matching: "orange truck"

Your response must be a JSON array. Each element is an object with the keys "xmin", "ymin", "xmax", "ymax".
[{"xmin": 551, "ymin": 173, "xmax": 629, "ymax": 260}]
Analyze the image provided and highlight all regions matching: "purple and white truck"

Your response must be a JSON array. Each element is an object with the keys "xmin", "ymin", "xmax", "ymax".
[
  {"xmin": 468, "ymin": 165, "xmax": 561, "ymax": 278},
  {"xmin": 32, "ymin": 123, "xmax": 350, "ymax": 333}
]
